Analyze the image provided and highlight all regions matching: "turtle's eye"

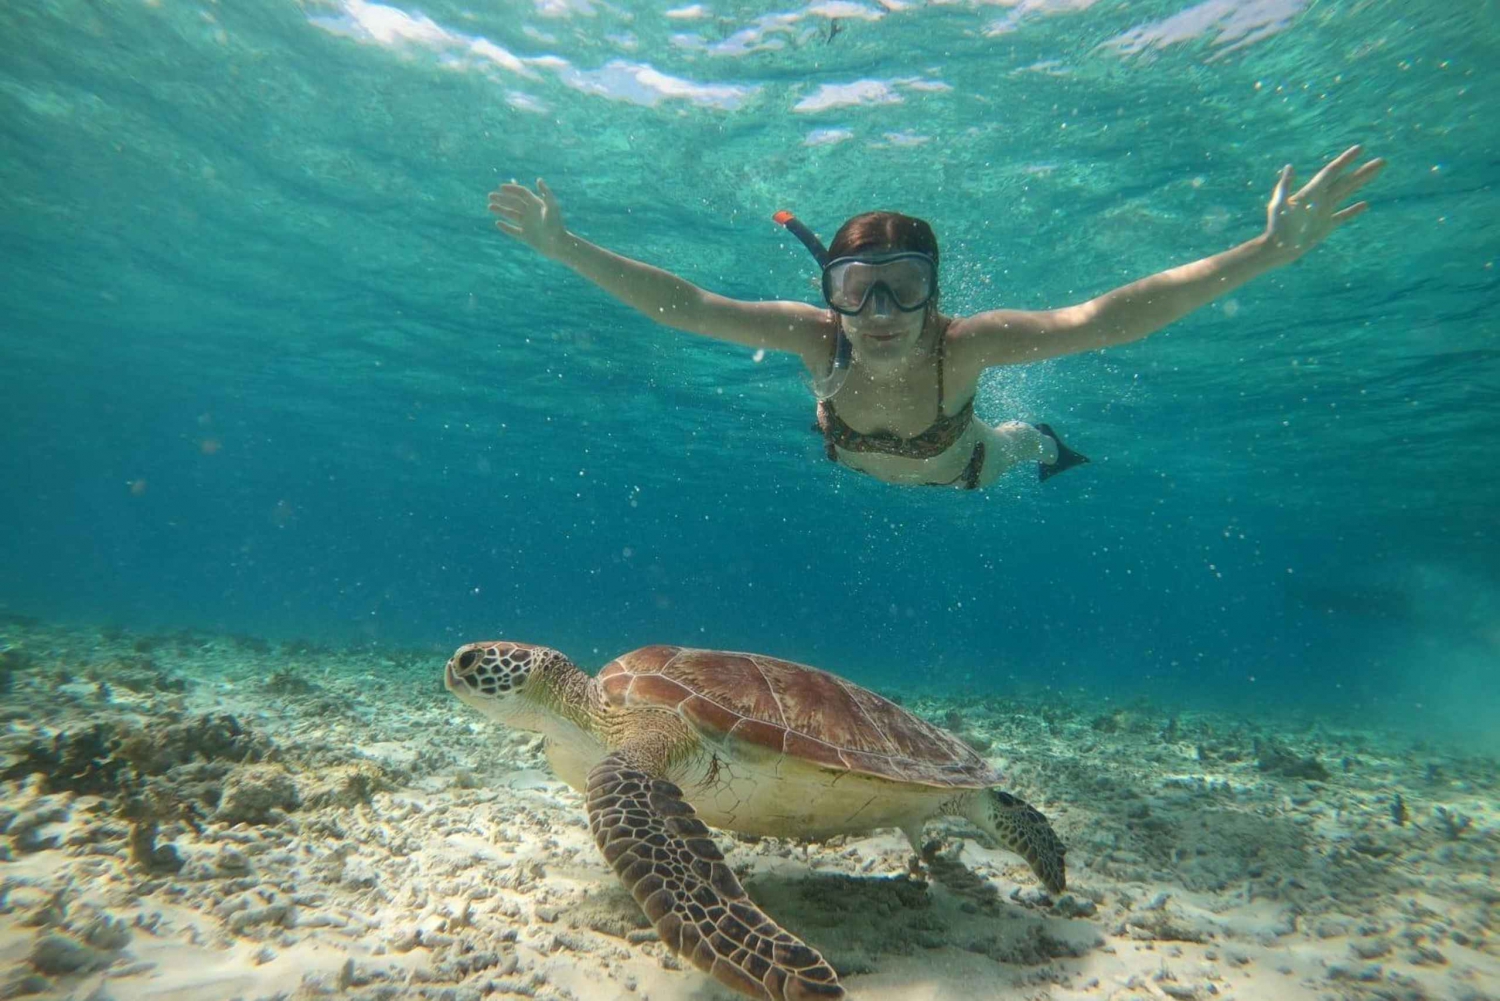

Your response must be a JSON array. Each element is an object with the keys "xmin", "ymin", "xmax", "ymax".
[{"xmin": 458, "ymin": 649, "xmax": 479, "ymax": 672}]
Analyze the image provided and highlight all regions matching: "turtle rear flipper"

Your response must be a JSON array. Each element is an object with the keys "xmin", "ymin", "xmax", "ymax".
[
  {"xmin": 964, "ymin": 788, "xmax": 1068, "ymax": 895},
  {"xmin": 587, "ymin": 752, "xmax": 844, "ymax": 1001}
]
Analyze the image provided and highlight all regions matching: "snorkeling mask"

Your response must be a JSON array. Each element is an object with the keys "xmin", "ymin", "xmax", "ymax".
[{"xmin": 821, "ymin": 252, "xmax": 937, "ymax": 316}]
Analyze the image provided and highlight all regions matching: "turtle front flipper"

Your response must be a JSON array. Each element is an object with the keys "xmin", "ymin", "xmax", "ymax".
[
  {"xmin": 587, "ymin": 752, "xmax": 844, "ymax": 1001},
  {"xmin": 965, "ymin": 788, "xmax": 1068, "ymax": 895}
]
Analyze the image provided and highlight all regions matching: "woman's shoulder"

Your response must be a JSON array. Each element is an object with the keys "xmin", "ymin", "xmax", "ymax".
[
  {"xmin": 942, "ymin": 308, "xmax": 1042, "ymax": 376},
  {"xmin": 944, "ymin": 308, "xmax": 1039, "ymax": 337},
  {"xmin": 945, "ymin": 308, "xmax": 1052, "ymax": 351}
]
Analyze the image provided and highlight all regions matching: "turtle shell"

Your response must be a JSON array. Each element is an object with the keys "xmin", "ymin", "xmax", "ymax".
[{"xmin": 597, "ymin": 645, "xmax": 1000, "ymax": 789}]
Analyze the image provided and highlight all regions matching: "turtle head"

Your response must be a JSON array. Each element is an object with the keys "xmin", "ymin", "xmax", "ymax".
[{"xmin": 444, "ymin": 641, "xmax": 575, "ymax": 724}]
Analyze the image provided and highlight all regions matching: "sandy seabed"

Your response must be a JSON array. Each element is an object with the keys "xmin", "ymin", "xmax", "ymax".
[{"xmin": 1, "ymin": 617, "xmax": 1496, "ymax": 1001}]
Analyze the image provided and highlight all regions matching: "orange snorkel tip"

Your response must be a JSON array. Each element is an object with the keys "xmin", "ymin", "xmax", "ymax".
[{"xmin": 773, "ymin": 209, "xmax": 830, "ymax": 268}]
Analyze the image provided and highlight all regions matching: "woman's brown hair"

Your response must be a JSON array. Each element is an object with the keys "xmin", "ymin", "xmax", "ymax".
[{"xmin": 826, "ymin": 211, "xmax": 940, "ymax": 271}]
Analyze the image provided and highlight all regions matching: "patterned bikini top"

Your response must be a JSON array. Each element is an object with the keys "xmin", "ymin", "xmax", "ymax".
[{"xmin": 813, "ymin": 331, "xmax": 975, "ymax": 462}]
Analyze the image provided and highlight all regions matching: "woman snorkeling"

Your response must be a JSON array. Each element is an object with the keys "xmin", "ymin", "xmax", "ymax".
[{"xmin": 487, "ymin": 145, "xmax": 1384, "ymax": 491}]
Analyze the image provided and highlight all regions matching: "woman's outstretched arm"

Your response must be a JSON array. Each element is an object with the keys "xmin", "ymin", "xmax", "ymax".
[
  {"xmin": 489, "ymin": 179, "xmax": 830, "ymax": 360},
  {"xmin": 952, "ymin": 145, "xmax": 1386, "ymax": 367}
]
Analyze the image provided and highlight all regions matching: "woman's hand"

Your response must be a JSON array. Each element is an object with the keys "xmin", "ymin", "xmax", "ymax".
[
  {"xmin": 1261, "ymin": 145, "xmax": 1386, "ymax": 265},
  {"xmin": 488, "ymin": 178, "xmax": 568, "ymax": 260}
]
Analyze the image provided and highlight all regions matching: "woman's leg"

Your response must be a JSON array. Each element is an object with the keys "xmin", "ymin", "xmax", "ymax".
[{"xmin": 975, "ymin": 421, "xmax": 1057, "ymax": 487}]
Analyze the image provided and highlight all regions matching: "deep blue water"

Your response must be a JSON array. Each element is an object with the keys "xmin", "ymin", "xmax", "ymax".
[{"xmin": 2, "ymin": 0, "xmax": 1496, "ymax": 745}]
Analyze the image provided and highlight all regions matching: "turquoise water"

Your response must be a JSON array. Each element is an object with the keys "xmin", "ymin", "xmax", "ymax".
[{"xmin": 1, "ymin": 1, "xmax": 1496, "ymax": 741}]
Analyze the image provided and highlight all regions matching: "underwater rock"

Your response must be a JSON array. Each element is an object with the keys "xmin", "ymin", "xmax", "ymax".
[
  {"xmin": 0, "ymin": 647, "xmax": 37, "ymax": 694},
  {"xmin": 300, "ymin": 762, "xmax": 396, "ymax": 810},
  {"xmin": 959, "ymin": 731, "xmax": 993, "ymax": 753},
  {"xmin": 79, "ymin": 914, "xmax": 131, "ymax": 952},
  {"xmin": 28, "ymin": 932, "xmax": 105, "ymax": 976},
  {"xmin": 1, "ymin": 970, "xmax": 54, "ymax": 997},
  {"xmin": 2, "ymin": 713, "xmax": 274, "ymax": 803},
  {"xmin": 1053, "ymin": 894, "xmax": 1098, "ymax": 918},
  {"xmin": 265, "ymin": 666, "xmax": 319, "ymax": 696},
  {"xmin": 565, "ymin": 884, "xmax": 650, "ymax": 940},
  {"xmin": 5, "ymin": 800, "xmax": 69, "ymax": 854},
  {"xmin": 1123, "ymin": 904, "xmax": 1215, "ymax": 943},
  {"xmin": 1088, "ymin": 707, "xmax": 1158, "ymax": 736},
  {"xmin": 1, "ymin": 724, "xmax": 131, "ymax": 796},
  {"xmin": 126, "ymin": 819, "xmax": 184, "ymax": 873},
  {"xmin": 968, "ymin": 921, "xmax": 1090, "ymax": 965},
  {"xmin": 86, "ymin": 655, "xmax": 188, "ymax": 694},
  {"xmin": 215, "ymin": 763, "xmax": 300, "ymax": 825},
  {"xmin": 280, "ymin": 638, "xmax": 331, "ymax": 658},
  {"xmin": 216, "ymin": 844, "xmax": 253, "ymax": 874},
  {"xmin": 228, "ymin": 633, "xmax": 272, "ymax": 655},
  {"xmin": 1433, "ymin": 805, "xmax": 1473, "ymax": 840},
  {"xmin": 1253, "ymin": 738, "xmax": 1330, "ymax": 781},
  {"xmin": 1350, "ymin": 935, "xmax": 1392, "ymax": 959},
  {"xmin": 1390, "ymin": 793, "xmax": 1409, "ymax": 825},
  {"xmin": 117, "ymin": 713, "xmax": 271, "ymax": 775}
]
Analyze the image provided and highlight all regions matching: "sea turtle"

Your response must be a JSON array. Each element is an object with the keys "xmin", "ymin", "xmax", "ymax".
[{"xmin": 444, "ymin": 641, "xmax": 1067, "ymax": 1001}]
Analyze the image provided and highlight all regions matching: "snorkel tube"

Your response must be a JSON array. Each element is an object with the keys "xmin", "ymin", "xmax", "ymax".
[
  {"xmin": 773, "ymin": 210, "xmax": 851, "ymax": 400},
  {"xmin": 773, "ymin": 210, "xmax": 830, "ymax": 267}
]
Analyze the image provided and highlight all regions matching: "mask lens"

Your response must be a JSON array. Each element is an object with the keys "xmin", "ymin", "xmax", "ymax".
[
  {"xmin": 882, "ymin": 263, "xmax": 930, "ymax": 308},
  {"xmin": 834, "ymin": 268, "xmax": 876, "ymax": 311},
  {"xmin": 823, "ymin": 254, "xmax": 934, "ymax": 315}
]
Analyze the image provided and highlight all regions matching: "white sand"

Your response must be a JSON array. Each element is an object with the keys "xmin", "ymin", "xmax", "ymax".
[{"xmin": 1, "ymin": 622, "xmax": 1496, "ymax": 1000}]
